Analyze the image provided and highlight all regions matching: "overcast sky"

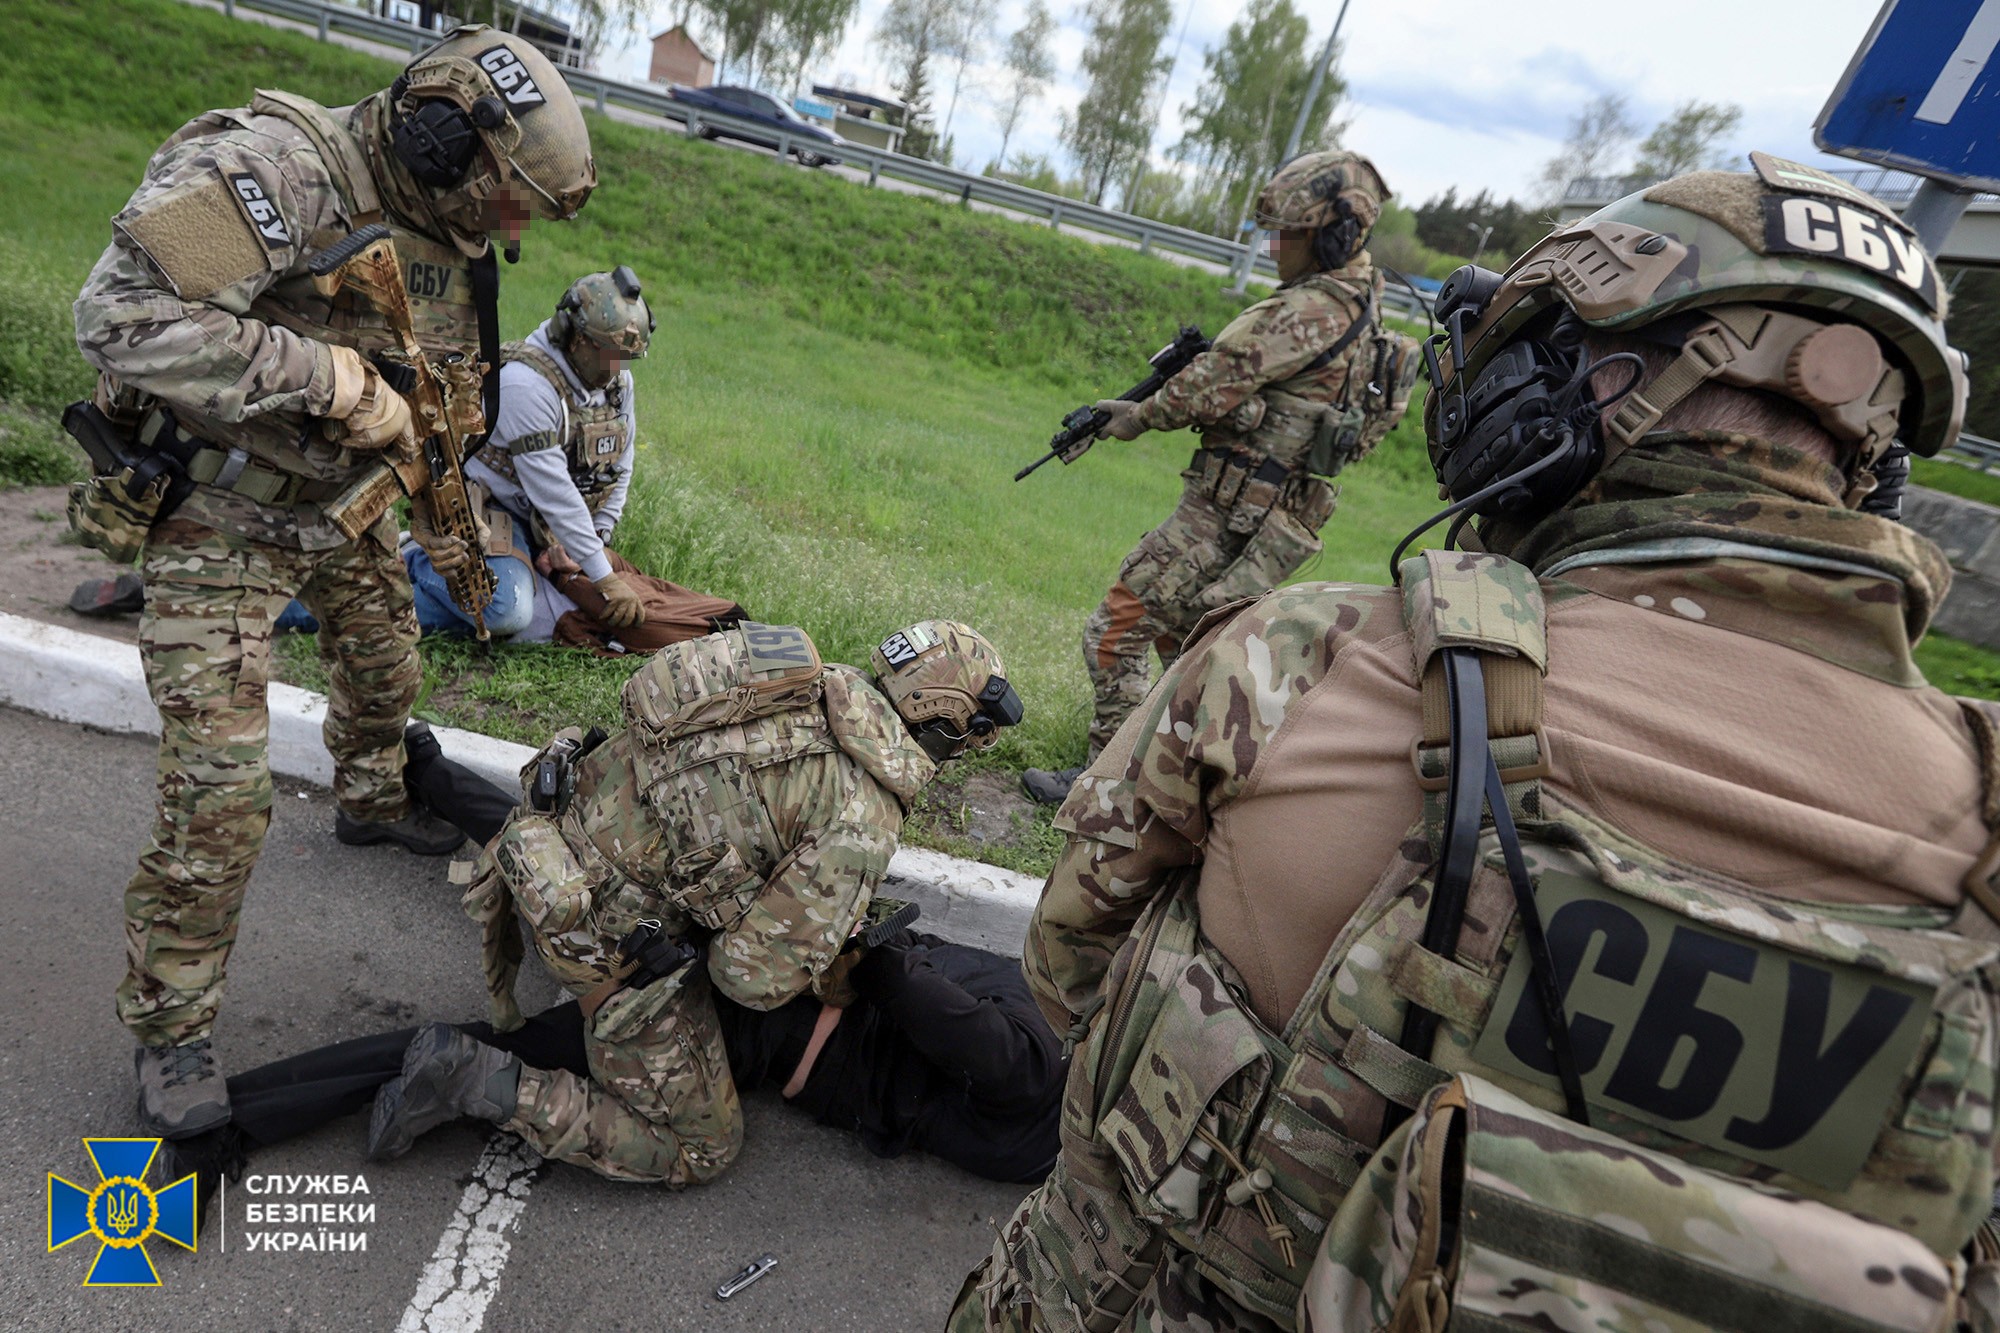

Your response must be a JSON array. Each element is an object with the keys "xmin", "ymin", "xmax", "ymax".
[{"xmin": 591, "ymin": 0, "xmax": 1892, "ymax": 208}]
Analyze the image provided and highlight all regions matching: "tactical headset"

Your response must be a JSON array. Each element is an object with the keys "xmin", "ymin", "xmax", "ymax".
[
  {"xmin": 389, "ymin": 73, "xmax": 508, "ymax": 191},
  {"xmin": 909, "ymin": 676, "xmax": 1026, "ymax": 764},
  {"xmin": 1398, "ymin": 249, "xmax": 1921, "ymax": 575},
  {"xmin": 1406, "ymin": 264, "xmax": 1645, "ymax": 549},
  {"xmin": 550, "ymin": 266, "xmax": 656, "ymax": 348},
  {"xmin": 1309, "ymin": 174, "xmax": 1365, "ymax": 272}
]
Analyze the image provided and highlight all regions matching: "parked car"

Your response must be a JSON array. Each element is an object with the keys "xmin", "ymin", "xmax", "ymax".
[{"xmin": 668, "ymin": 84, "xmax": 844, "ymax": 167}]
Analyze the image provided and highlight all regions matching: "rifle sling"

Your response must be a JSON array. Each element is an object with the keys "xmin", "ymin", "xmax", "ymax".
[
  {"xmin": 471, "ymin": 248, "xmax": 501, "ymax": 447},
  {"xmin": 1304, "ymin": 291, "xmax": 1375, "ymax": 374}
]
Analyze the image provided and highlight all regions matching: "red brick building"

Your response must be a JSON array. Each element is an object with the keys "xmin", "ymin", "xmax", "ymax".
[{"xmin": 649, "ymin": 24, "xmax": 715, "ymax": 88}]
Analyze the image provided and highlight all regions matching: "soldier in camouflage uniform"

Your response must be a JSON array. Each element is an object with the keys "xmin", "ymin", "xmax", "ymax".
[
  {"xmin": 366, "ymin": 619, "xmax": 1024, "ymax": 1186},
  {"xmin": 70, "ymin": 25, "xmax": 595, "ymax": 1138},
  {"xmin": 956, "ymin": 160, "xmax": 2000, "ymax": 1332},
  {"xmin": 1025, "ymin": 150, "xmax": 1400, "ymax": 805}
]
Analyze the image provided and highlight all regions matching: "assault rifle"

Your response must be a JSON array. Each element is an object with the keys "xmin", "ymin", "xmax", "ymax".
[
  {"xmin": 307, "ymin": 223, "xmax": 497, "ymax": 640},
  {"xmin": 1014, "ymin": 325, "xmax": 1210, "ymax": 481}
]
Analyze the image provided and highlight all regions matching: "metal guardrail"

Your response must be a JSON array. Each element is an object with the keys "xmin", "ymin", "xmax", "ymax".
[
  {"xmin": 212, "ymin": 0, "xmax": 1281, "ymax": 278},
  {"xmin": 1948, "ymin": 432, "xmax": 2000, "ymax": 473}
]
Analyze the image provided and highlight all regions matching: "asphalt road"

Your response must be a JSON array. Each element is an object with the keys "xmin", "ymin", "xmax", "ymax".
[{"xmin": 1, "ymin": 707, "xmax": 1027, "ymax": 1331}]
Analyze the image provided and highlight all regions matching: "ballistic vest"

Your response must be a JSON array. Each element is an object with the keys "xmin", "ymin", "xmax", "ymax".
[
  {"xmin": 469, "ymin": 625, "xmax": 929, "ymax": 1000},
  {"xmin": 1208, "ymin": 269, "xmax": 1381, "ymax": 475},
  {"xmin": 477, "ymin": 341, "xmax": 630, "ymax": 513},
  {"xmin": 131, "ymin": 93, "xmax": 480, "ymax": 490},
  {"xmin": 1020, "ymin": 551, "xmax": 2000, "ymax": 1332}
]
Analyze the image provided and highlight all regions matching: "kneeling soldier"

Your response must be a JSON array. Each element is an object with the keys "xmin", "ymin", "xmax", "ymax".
[{"xmin": 369, "ymin": 619, "xmax": 1023, "ymax": 1185}]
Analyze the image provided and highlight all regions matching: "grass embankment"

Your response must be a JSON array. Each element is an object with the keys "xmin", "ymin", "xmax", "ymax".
[
  {"xmin": 1912, "ymin": 456, "xmax": 2000, "ymax": 509},
  {"xmin": 5, "ymin": 0, "xmax": 1995, "ymax": 874}
]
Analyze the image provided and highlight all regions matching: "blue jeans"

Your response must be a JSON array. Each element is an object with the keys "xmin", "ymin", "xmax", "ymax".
[{"xmin": 401, "ymin": 512, "xmax": 538, "ymax": 638}]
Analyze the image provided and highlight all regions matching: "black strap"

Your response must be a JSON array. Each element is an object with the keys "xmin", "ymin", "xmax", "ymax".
[
  {"xmin": 1304, "ymin": 290, "xmax": 1376, "ymax": 374},
  {"xmin": 1188, "ymin": 446, "xmax": 1294, "ymax": 486},
  {"xmin": 470, "ymin": 248, "xmax": 501, "ymax": 446},
  {"xmin": 1394, "ymin": 649, "xmax": 1488, "ymax": 1072},
  {"xmin": 1391, "ymin": 647, "xmax": 1590, "ymax": 1129},
  {"xmin": 1483, "ymin": 755, "xmax": 1589, "ymax": 1125}
]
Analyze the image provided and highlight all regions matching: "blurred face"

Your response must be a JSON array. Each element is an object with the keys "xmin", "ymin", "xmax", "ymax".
[
  {"xmin": 565, "ymin": 334, "xmax": 629, "ymax": 388},
  {"xmin": 475, "ymin": 181, "xmax": 538, "ymax": 241},
  {"xmin": 1269, "ymin": 228, "xmax": 1318, "ymax": 281}
]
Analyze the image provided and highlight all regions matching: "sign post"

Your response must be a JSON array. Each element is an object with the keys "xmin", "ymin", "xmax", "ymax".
[{"xmin": 1815, "ymin": 0, "xmax": 2000, "ymax": 253}]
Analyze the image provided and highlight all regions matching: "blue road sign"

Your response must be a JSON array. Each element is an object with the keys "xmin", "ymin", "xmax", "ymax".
[{"xmin": 1816, "ymin": 0, "xmax": 2000, "ymax": 192}]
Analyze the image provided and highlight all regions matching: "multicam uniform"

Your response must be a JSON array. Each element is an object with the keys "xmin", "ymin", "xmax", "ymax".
[
  {"xmin": 1081, "ymin": 263, "xmax": 1384, "ymax": 756},
  {"xmin": 73, "ymin": 90, "xmax": 478, "ymax": 1046},
  {"xmin": 959, "ymin": 161, "xmax": 2000, "ymax": 1332},
  {"xmin": 956, "ymin": 436, "xmax": 2000, "ymax": 1332},
  {"xmin": 463, "ymin": 624, "xmax": 936, "ymax": 1183}
]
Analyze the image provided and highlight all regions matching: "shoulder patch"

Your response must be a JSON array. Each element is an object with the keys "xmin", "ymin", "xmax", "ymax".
[
  {"xmin": 116, "ymin": 172, "xmax": 276, "ymax": 301},
  {"xmin": 226, "ymin": 172, "xmax": 292, "ymax": 249}
]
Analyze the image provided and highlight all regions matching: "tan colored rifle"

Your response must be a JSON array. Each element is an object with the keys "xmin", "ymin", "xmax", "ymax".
[{"xmin": 308, "ymin": 223, "xmax": 496, "ymax": 639}]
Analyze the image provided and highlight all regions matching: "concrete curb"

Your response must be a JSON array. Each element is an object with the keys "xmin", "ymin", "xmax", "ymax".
[{"xmin": 0, "ymin": 611, "xmax": 1041, "ymax": 955}]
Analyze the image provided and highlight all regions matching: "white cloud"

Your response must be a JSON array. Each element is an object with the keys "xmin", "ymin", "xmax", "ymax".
[{"xmin": 597, "ymin": 0, "xmax": 1898, "ymax": 204}]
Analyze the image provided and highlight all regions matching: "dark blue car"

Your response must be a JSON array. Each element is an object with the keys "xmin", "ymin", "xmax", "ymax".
[{"xmin": 669, "ymin": 84, "xmax": 844, "ymax": 168}]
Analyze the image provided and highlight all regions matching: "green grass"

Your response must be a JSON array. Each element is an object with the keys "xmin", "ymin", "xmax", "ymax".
[
  {"xmin": 1912, "ymin": 457, "xmax": 2000, "ymax": 509},
  {"xmin": 1917, "ymin": 632, "xmax": 2000, "ymax": 701},
  {"xmin": 0, "ymin": 0, "xmax": 1445, "ymax": 798},
  {"xmin": 20, "ymin": 0, "xmax": 1990, "ymax": 878}
]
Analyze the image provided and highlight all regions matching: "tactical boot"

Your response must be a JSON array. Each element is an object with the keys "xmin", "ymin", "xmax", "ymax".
[
  {"xmin": 367, "ymin": 1024, "xmax": 521, "ymax": 1160},
  {"xmin": 336, "ymin": 805, "xmax": 464, "ymax": 856},
  {"xmin": 69, "ymin": 573, "xmax": 145, "ymax": 618},
  {"xmin": 1021, "ymin": 766, "xmax": 1085, "ymax": 806},
  {"xmin": 134, "ymin": 1039, "xmax": 230, "ymax": 1139}
]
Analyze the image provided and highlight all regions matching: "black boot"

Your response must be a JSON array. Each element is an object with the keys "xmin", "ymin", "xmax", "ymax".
[
  {"xmin": 335, "ymin": 806, "xmax": 464, "ymax": 856},
  {"xmin": 1021, "ymin": 765, "xmax": 1085, "ymax": 805}
]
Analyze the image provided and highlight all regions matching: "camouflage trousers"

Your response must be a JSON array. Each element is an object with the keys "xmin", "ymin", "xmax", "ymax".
[
  {"xmin": 119, "ymin": 514, "xmax": 420, "ymax": 1046},
  {"xmin": 1081, "ymin": 467, "xmax": 1335, "ymax": 758},
  {"xmin": 947, "ymin": 1188, "xmax": 1283, "ymax": 1333},
  {"xmin": 504, "ymin": 968, "xmax": 744, "ymax": 1186}
]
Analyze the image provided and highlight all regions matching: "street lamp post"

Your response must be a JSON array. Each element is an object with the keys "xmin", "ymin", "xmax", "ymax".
[
  {"xmin": 1226, "ymin": 0, "xmax": 1353, "ymax": 293},
  {"xmin": 1467, "ymin": 221, "xmax": 1494, "ymax": 262}
]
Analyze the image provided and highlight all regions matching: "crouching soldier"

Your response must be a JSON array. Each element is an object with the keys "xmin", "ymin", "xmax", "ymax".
[{"xmin": 368, "ymin": 619, "xmax": 1023, "ymax": 1184}]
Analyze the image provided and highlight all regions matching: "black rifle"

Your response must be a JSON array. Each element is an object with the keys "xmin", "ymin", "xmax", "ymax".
[{"xmin": 1014, "ymin": 326, "xmax": 1210, "ymax": 480}]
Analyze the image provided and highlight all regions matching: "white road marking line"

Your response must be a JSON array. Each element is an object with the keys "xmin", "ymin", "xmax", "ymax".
[
  {"xmin": 396, "ymin": 1137, "xmax": 543, "ymax": 1333},
  {"xmin": 1917, "ymin": 0, "xmax": 2000, "ymax": 125}
]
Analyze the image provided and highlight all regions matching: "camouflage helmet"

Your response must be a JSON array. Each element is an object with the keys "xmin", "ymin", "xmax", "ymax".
[
  {"xmin": 1433, "ymin": 152, "xmax": 1966, "ymax": 460},
  {"xmin": 869, "ymin": 621, "xmax": 1023, "ymax": 761},
  {"xmin": 1254, "ymin": 149, "xmax": 1388, "ymax": 245},
  {"xmin": 388, "ymin": 25, "xmax": 595, "ymax": 231},
  {"xmin": 552, "ymin": 266, "xmax": 653, "ymax": 357}
]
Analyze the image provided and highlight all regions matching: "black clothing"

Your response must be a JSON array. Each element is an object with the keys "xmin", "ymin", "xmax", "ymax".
[
  {"xmin": 717, "ymin": 931, "xmax": 1066, "ymax": 1184},
  {"xmin": 206, "ymin": 746, "xmax": 1067, "ymax": 1185}
]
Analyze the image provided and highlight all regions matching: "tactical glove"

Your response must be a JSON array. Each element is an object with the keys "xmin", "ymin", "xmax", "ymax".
[
  {"xmin": 327, "ymin": 345, "xmax": 416, "ymax": 453},
  {"xmin": 593, "ymin": 572, "xmax": 646, "ymax": 629},
  {"xmin": 1093, "ymin": 398, "xmax": 1146, "ymax": 441},
  {"xmin": 409, "ymin": 499, "xmax": 482, "ymax": 577}
]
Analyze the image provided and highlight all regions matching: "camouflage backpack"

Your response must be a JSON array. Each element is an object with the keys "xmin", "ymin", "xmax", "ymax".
[{"xmin": 1035, "ymin": 550, "xmax": 2000, "ymax": 1333}]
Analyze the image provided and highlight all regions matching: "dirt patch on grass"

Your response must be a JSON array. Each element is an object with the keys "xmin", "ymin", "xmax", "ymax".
[
  {"xmin": 0, "ymin": 483, "xmax": 139, "ymax": 643},
  {"xmin": 905, "ymin": 765, "xmax": 1061, "ymax": 879}
]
